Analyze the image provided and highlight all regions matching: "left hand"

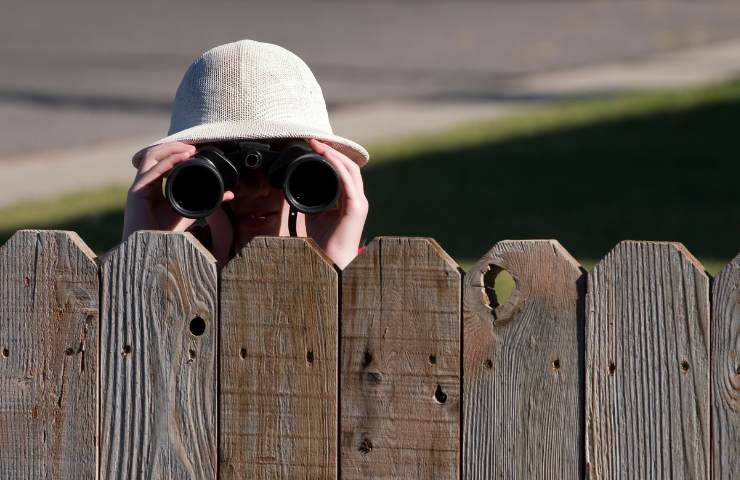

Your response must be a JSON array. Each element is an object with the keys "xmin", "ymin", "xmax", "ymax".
[{"xmin": 303, "ymin": 139, "xmax": 369, "ymax": 269}]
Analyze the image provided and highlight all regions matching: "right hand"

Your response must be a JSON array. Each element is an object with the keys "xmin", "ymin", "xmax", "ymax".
[{"xmin": 122, "ymin": 142, "xmax": 235, "ymax": 256}]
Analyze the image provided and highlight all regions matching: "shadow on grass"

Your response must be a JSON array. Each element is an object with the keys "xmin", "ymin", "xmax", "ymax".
[
  {"xmin": 362, "ymin": 98, "xmax": 739, "ymax": 262},
  {"xmin": 1, "ymin": 93, "xmax": 738, "ymax": 266}
]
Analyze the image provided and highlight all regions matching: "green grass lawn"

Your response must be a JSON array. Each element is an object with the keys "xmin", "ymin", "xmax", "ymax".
[{"xmin": 1, "ymin": 81, "xmax": 738, "ymax": 278}]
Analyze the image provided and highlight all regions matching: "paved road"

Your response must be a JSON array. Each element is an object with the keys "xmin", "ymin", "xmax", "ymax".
[{"xmin": 2, "ymin": 0, "xmax": 740, "ymax": 158}]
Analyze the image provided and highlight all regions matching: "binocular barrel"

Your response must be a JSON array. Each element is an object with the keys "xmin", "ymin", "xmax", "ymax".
[{"xmin": 165, "ymin": 141, "xmax": 340, "ymax": 219}]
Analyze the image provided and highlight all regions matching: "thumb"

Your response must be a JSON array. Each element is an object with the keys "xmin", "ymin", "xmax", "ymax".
[{"xmin": 206, "ymin": 205, "xmax": 235, "ymax": 267}]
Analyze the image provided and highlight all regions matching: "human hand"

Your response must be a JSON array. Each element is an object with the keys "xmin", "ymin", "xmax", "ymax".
[
  {"xmin": 303, "ymin": 139, "xmax": 369, "ymax": 269},
  {"xmin": 122, "ymin": 142, "xmax": 235, "ymax": 251}
]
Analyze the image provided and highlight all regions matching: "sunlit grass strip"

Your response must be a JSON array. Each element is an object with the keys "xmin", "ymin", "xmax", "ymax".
[{"xmin": 0, "ymin": 184, "xmax": 128, "ymax": 231}]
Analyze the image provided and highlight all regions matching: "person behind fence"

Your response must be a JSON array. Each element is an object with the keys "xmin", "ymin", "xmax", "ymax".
[{"xmin": 122, "ymin": 39, "xmax": 370, "ymax": 269}]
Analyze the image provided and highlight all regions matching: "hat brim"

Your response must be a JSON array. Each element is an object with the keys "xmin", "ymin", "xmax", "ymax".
[{"xmin": 132, "ymin": 119, "xmax": 369, "ymax": 170}]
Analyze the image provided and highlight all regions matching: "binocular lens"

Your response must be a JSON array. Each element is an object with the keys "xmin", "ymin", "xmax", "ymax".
[
  {"xmin": 286, "ymin": 159, "xmax": 339, "ymax": 211},
  {"xmin": 168, "ymin": 163, "xmax": 224, "ymax": 218},
  {"xmin": 164, "ymin": 141, "xmax": 341, "ymax": 219}
]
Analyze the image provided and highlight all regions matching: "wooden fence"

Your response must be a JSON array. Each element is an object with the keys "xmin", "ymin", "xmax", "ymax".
[{"xmin": 0, "ymin": 229, "xmax": 737, "ymax": 479}]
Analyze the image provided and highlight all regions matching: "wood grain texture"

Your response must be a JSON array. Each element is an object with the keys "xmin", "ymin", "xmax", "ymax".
[
  {"xmin": 711, "ymin": 253, "xmax": 739, "ymax": 479},
  {"xmin": 99, "ymin": 231, "xmax": 217, "ymax": 479},
  {"xmin": 219, "ymin": 236, "xmax": 339, "ymax": 479},
  {"xmin": 462, "ymin": 240, "xmax": 585, "ymax": 479},
  {"xmin": 340, "ymin": 237, "xmax": 461, "ymax": 479},
  {"xmin": 586, "ymin": 241, "xmax": 710, "ymax": 479},
  {"xmin": 0, "ymin": 230, "xmax": 98, "ymax": 479}
]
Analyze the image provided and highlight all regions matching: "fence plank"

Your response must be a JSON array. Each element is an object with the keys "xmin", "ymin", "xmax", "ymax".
[
  {"xmin": 0, "ymin": 230, "xmax": 98, "ymax": 479},
  {"xmin": 711, "ymin": 253, "xmax": 739, "ymax": 479},
  {"xmin": 586, "ymin": 241, "xmax": 710, "ymax": 479},
  {"xmin": 219, "ymin": 236, "xmax": 339, "ymax": 479},
  {"xmin": 462, "ymin": 240, "xmax": 585, "ymax": 479},
  {"xmin": 99, "ymin": 231, "xmax": 217, "ymax": 479},
  {"xmin": 340, "ymin": 237, "xmax": 461, "ymax": 479}
]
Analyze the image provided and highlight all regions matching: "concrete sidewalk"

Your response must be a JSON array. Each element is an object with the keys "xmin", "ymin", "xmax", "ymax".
[{"xmin": 1, "ymin": 38, "xmax": 739, "ymax": 208}]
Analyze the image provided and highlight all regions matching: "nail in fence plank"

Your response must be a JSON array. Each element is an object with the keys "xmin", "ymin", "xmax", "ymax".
[
  {"xmin": 340, "ymin": 237, "xmax": 461, "ymax": 479},
  {"xmin": 99, "ymin": 231, "xmax": 217, "ymax": 479},
  {"xmin": 462, "ymin": 240, "xmax": 584, "ymax": 479},
  {"xmin": 219, "ymin": 237, "xmax": 339, "ymax": 479},
  {"xmin": 586, "ymin": 241, "xmax": 710, "ymax": 479},
  {"xmin": 711, "ymin": 253, "xmax": 739, "ymax": 479},
  {"xmin": 0, "ymin": 230, "xmax": 98, "ymax": 479}
]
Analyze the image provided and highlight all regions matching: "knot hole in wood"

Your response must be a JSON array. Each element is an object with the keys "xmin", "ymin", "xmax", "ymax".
[
  {"xmin": 359, "ymin": 437, "xmax": 373, "ymax": 454},
  {"xmin": 189, "ymin": 317, "xmax": 206, "ymax": 336},
  {"xmin": 434, "ymin": 384, "xmax": 447, "ymax": 404},
  {"xmin": 306, "ymin": 350, "xmax": 314, "ymax": 366}
]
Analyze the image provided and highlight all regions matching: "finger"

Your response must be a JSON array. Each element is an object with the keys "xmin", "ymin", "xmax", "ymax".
[
  {"xmin": 170, "ymin": 216, "xmax": 197, "ymax": 232},
  {"xmin": 131, "ymin": 150, "xmax": 193, "ymax": 192},
  {"xmin": 308, "ymin": 139, "xmax": 359, "ymax": 202},
  {"xmin": 152, "ymin": 201, "xmax": 196, "ymax": 231},
  {"xmin": 133, "ymin": 150, "xmax": 192, "ymax": 187},
  {"xmin": 309, "ymin": 139, "xmax": 364, "ymax": 196},
  {"xmin": 309, "ymin": 139, "xmax": 364, "ymax": 192},
  {"xmin": 206, "ymin": 205, "xmax": 235, "ymax": 266},
  {"xmin": 310, "ymin": 139, "xmax": 363, "ymax": 183},
  {"xmin": 150, "ymin": 142, "xmax": 196, "ymax": 161},
  {"xmin": 137, "ymin": 142, "xmax": 195, "ymax": 173}
]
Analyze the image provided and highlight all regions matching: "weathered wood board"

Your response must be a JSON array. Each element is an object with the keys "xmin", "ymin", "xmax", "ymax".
[
  {"xmin": 99, "ymin": 231, "xmax": 217, "ymax": 479},
  {"xmin": 0, "ymin": 230, "xmax": 98, "ymax": 479},
  {"xmin": 586, "ymin": 241, "xmax": 710, "ymax": 479},
  {"xmin": 462, "ymin": 240, "xmax": 584, "ymax": 479},
  {"xmin": 711, "ymin": 253, "xmax": 739, "ymax": 479},
  {"xmin": 219, "ymin": 236, "xmax": 339, "ymax": 479},
  {"xmin": 340, "ymin": 237, "xmax": 461, "ymax": 479}
]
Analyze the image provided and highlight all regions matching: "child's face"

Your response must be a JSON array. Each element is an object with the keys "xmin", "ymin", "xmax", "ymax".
[{"xmin": 229, "ymin": 167, "xmax": 291, "ymax": 242}]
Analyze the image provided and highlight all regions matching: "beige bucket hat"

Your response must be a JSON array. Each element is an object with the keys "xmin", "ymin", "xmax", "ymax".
[{"xmin": 132, "ymin": 39, "xmax": 369, "ymax": 169}]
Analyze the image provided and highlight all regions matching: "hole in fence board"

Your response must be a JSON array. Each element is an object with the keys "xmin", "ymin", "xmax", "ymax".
[
  {"xmin": 122, "ymin": 345, "xmax": 131, "ymax": 356},
  {"xmin": 65, "ymin": 347, "xmax": 75, "ymax": 356},
  {"xmin": 428, "ymin": 354, "xmax": 437, "ymax": 365},
  {"xmin": 1, "ymin": 347, "xmax": 8, "ymax": 358},
  {"xmin": 239, "ymin": 348, "xmax": 247, "ymax": 359},
  {"xmin": 189, "ymin": 317, "xmax": 206, "ymax": 336},
  {"xmin": 434, "ymin": 384, "xmax": 447, "ymax": 404},
  {"xmin": 552, "ymin": 358, "xmax": 561, "ymax": 371},
  {"xmin": 483, "ymin": 267, "xmax": 515, "ymax": 308}
]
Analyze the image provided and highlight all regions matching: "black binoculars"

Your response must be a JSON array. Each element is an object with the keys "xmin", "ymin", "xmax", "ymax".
[{"xmin": 164, "ymin": 140, "xmax": 340, "ymax": 219}]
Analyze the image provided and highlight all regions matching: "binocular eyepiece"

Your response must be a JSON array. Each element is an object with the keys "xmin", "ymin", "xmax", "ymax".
[{"xmin": 164, "ymin": 140, "xmax": 341, "ymax": 219}]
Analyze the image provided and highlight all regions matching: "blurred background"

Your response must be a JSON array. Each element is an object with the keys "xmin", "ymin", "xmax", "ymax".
[{"xmin": 1, "ymin": 0, "xmax": 738, "ymax": 274}]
